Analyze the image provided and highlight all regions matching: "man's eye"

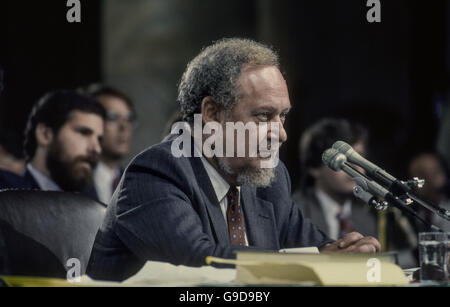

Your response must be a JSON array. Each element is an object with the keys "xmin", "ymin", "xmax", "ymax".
[
  {"xmin": 76, "ymin": 128, "xmax": 92, "ymax": 136},
  {"xmin": 256, "ymin": 113, "xmax": 269, "ymax": 121},
  {"xmin": 106, "ymin": 112, "xmax": 119, "ymax": 121}
]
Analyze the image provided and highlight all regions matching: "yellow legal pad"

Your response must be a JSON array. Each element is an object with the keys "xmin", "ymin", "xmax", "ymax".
[
  {"xmin": 0, "ymin": 275, "xmax": 122, "ymax": 287},
  {"xmin": 206, "ymin": 252, "xmax": 409, "ymax": 286},
  {"xmin": 1, "ymin": 276, "xmax": 83, "ymax": 287}
]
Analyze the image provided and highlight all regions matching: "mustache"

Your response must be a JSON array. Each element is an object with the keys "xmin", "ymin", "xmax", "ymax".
[{"xmin": 73, "ymin": 154, "xmax": 99, "ymax": 168}]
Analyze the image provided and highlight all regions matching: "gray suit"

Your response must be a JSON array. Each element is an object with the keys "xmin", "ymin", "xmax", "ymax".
[
  {"xmin": 292, "ymin": 188, "xmax": 378, "ymax": 239},
  {"xmin": 87, "ymin": 137, "xmax": 333, "ymax": 281}
]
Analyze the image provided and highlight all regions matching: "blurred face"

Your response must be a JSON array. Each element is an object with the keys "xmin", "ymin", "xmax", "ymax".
[
  {"xmin": 97, "ymin": 95, "xmax": 134, "ymax": 160},
  {"xmin": 216, "ymin": 66, "xmax": 290, "ymax": 187},
  {"xmin": 46, "ymin": 111, "xmax": 103, "ymax": 191},
  {"xmin": 409, "ymin": 154, "xmax": 447, "ymax": 204},
  {"xmin": 312, "ymin": 142, "xmax": 366, "ymax": 199}
]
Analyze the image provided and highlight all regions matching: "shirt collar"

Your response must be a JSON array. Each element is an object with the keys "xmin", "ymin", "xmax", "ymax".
[
  {"xmin": 200, "ymin": 156, "xmax": 230, "ymax": 203},
  {"xmin": 94, "ymin": 161, "xmax": 120, "ymax": 180},
  {"xmin": 27, "ymin": 163, "xmax": 62, "ymax": 191},
  {"xmin": 315, "ymin": 188, "xmax": 352, "ymax": 217}
]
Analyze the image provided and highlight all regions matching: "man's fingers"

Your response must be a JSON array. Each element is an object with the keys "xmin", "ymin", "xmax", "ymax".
[
  {"xmin": 323, "ymin": 234, "xmax": 382, "ymax": 254},
  {"xmin": 356, "ymin": 236, "xmax": 381, "ymax": 253},
  {"xmin": 345, "ymin": 236, "xmax": 381, "ymax": 253},
  {"xmin": 338, "ymin": 232, "xmax": 364, "ymax": 249}
]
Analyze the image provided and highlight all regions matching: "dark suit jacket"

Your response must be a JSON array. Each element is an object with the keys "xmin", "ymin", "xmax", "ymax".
[
  {"xmin": 0, "ymin": 169, "xmax": 40, "ymax": 190},
  {"xmin": 87, "ymin": 137, "xmax": 333, "ymax": 281},
  {"xmin": 292, "ymin": 187, "xmax": 378, "ymax": 239},
  {"xmin": 0, "ymin": 168, "xmax": 99, "ymax": 201}
]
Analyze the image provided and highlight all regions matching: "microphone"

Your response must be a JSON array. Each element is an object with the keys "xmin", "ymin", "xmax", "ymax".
[
  {"xmin": 322, "ymin": 148, "xmax": 389, "ymax": 198},
  {"xmin": 322, "ymin": 148, "xmax": 443, "ymax": 231},
  {"xmin": 332, "ymin": 141, "xmax": 397, "ymax": 187}
]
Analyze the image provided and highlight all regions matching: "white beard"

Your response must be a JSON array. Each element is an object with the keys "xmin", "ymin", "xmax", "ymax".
[{"xmin": 216, "ymin": 157, "xmax": 275, "ymax": 188}]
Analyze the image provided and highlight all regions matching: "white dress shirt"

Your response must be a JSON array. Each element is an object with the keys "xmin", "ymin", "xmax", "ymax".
[
  {"xmin": 200, "ymin": 156, "xmax": 249, "ymax": 246},
  {"xmin": 27, "ymin": 163, "xmax": 61, "ymax": 191},
  {"xmin": 315, "ymin": 188, "xmax": 352, "ymax": 240},
  {"xmin": 93, "ymin": 161, "xmax": 121, "ymax": 205}
]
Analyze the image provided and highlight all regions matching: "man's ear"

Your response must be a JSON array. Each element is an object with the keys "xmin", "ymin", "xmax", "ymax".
[
  {"xmin": 201, "ymin": 96, "xmax": 225, "ymax": 124},
  {"xmin": 35, "ymin": 123, "xmax": 54, "ymax": 147}
]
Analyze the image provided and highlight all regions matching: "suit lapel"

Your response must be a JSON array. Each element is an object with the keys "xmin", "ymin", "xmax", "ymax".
[
  {"xmin": 190, "ymin": 157, "xmax": 230, "ymax": 244},
  {"xmin": 307, "ymin": 188, "xmax": 330, "ymax": 235},
  {"xmin": 240, "ymin": 185, "xmax": 279, "ymax": 250}
]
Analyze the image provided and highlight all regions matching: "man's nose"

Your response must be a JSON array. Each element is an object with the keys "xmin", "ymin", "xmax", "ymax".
[
  {"xmin": 118, "ymin": 117, "xmax": 132, "ymax": 131},
  {"xmin": 270, "ymin": 116, "xmax": 287, "ymax": 144},
  {"xmin": 90, "ymin": 136, "xmax": 102, "ymax": 155},
  {"xmin": 278, "ymin": 123, "xmax": 287, "ymax": 144}
]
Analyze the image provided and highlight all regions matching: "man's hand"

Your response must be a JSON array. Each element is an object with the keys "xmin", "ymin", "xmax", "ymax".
[{"xmin": 321, "ymin": 232, "xmax": 381, "ymax": 253}]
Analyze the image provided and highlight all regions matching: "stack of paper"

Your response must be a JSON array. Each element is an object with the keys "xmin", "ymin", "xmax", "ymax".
[{"xmin": 207, "ymin": 252, "xmax": 409, "ymax": 286}]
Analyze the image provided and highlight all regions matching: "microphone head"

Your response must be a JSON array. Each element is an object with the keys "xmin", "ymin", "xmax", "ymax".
[
  {"xmin": 332, "ymin": 140, "xmax": 353, "ymax": 154},
  {"xmin": 322, "ymin": 148, "xmax": 347, "ymax": 171}
]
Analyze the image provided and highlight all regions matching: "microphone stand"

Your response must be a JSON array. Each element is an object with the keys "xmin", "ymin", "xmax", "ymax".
[
  {"xmin": 386, "ymin": 178, "xmax": 450, "ymax": 224},
  {"xmin": 353, "ymin": 181, "xmax": 443, "ymax": 232},
  {"xmin": 342, "ymin": 163, "xmax": 443, "ymax": 232},
  {"xmin": 383, "ymin": 192, "xmax": 443, "ymax": 232},
  {"xmin": 407, "ymin": 193, "xmax": 450, "ymax": 223},
  {"xmin": 322, "ymin": 148, "xmax": 447, "ymax": 232}
]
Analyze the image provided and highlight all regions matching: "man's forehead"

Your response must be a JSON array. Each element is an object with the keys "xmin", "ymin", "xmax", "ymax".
[
  {"xmin": 237, "ymin": 65, "xmax": 290, "ymax": 109},
  {"xmin": 98, "ymin": 95, "xmax": 130, "ymax": 112},
  {"xmin": 239, "ymin": 66, "xmax": 286, "ymax": 91},
  {"xmin": 66, "ymin": 110, "xmax": 104, "ymax": 130},
  {"xmin": 67, "ymin": 110, "xmax": 102, "ymax": 121}
]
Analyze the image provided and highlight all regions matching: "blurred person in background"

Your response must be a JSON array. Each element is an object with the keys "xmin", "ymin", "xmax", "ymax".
[
  {"xmin": 0, "ymin": 90, "xmax": 105, "ymax": 199},
  {"xmin": 292, "ymin": 118, "xmax": 378, "ymax": 240},
  {"xmin": 408, "ymin": 152, "xmax": 450, "ymax": 232},
  {"xmin": 82, "ymin": 84, "xmax": 136, "ymax": 205}
]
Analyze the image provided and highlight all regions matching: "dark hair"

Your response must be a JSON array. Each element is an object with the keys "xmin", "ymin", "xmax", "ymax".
[
  {"xmin": 407, "ymin": 152, "xmax": 449, "ymax": 177},
  {"xmin": 23, "ymin": 90, "xmax": 106, "ymax": 162},
  {"xmin": 299, "ymin": 118, "xmax": 368, "ymax": 186},
  {"xmin": 81, "ymin": 83, "xmax": 135, "ymax": 116},
  {"xmin": 178, "ymin": 38, "xmax": 279, "ymax": 123}
]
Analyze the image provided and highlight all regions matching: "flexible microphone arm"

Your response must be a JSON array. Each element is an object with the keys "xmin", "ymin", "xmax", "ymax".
[
  {"xmin": 322, "ymin": 148, "xmax": 444, "ymax": 232},
  {"xmin": 332, "ymin": 141, "xmax": 450, "ymax": 223}
]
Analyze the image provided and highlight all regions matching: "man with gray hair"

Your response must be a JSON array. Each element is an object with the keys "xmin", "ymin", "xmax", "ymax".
[{"xmin": 88, "ymin": 38, "xmax": 380, "ymax": 282}]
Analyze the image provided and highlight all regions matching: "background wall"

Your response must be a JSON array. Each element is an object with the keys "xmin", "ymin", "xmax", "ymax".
[{"xmin": 1, "ymin": 0, "xmax": 449, "ymax": 188}]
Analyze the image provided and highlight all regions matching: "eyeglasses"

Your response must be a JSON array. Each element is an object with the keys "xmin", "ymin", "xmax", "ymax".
[{"xmin": 105, "ymin": 111, "xmax": 138, "ymax": 128}]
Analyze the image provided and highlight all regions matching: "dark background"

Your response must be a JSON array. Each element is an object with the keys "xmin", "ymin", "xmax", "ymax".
[{"xmin": 0, "ymin": 0, "xmax": 449, "ymax": 188}]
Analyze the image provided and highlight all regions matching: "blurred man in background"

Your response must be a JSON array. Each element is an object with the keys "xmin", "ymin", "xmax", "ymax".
[
  {"xmin": 83, "ymin": 84, "xmax": 136, "ymax": 204},
  {"xmin": 408, "ymin": 152, "xmax": 450, "ymax": 232},
  {"xmin": 0, "ymin": 90, "xmax": 105, "ymax": 199},
  {"xmin": 292, "ymin": 118, "xmax": 378, "ymax": 240}
]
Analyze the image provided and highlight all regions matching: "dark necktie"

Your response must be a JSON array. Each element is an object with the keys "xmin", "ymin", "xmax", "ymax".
[
  {"xmin": 112, "ymin": 173, "xmax": 120, "ymax": 191},
  {"xmin": 338, "ymin": 211, "xmax": 355, "ymax": 238},
  {"xmin": 226, "ymin": 186, "xmax": 247, "ymax": 246}
]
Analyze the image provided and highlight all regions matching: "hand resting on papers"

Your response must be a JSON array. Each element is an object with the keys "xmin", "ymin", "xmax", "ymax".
[{"xmin": 320, "ymin": 232, "xmax": 381, "ymax": 253}]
